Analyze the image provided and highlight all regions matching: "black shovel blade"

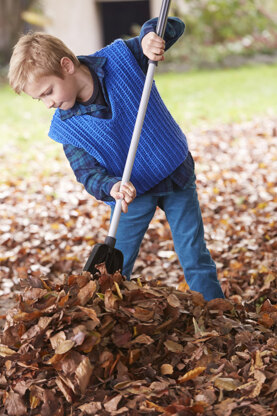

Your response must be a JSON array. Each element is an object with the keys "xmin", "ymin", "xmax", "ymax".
[{"xmin": 83, "ymin": 243, "xmax": 124, "ymax": 275}]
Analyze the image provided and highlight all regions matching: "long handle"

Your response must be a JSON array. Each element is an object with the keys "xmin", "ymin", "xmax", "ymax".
[{"xmin": 106, "ymin": 0, "xmax": 171, "ymax": 246}]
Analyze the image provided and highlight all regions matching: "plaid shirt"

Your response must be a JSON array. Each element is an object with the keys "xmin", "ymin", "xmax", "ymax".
[{"xmin": 62, "ymin": 17, "xmax": 194, "ymax": 202}]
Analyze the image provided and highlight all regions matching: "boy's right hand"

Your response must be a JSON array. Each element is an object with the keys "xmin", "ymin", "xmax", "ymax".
[
  {"xmin": 110, "ymin": 181, "xmax": 136, "ymax": 213},
  {"xmin": 141, "ymin": 32, "xmax": 165, "ymax": 62}
]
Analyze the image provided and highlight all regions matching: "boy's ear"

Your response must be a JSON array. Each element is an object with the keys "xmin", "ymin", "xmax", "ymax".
[{"xmin": 60, "ymin": 57, "xmax": 75, "ymax": 75}]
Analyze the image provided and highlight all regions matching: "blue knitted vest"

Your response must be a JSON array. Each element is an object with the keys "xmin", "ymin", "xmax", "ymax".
[{"xmin": 49, "ymin": 39, "xmax": 188, "ymax": 195}]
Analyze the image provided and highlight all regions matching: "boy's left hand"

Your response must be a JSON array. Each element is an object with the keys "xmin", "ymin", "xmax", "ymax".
[
  {"xmin": 110, "ymin": 181, "xmax": 136, "ymax": 213},
  {"xmin": 141, "ymin": 32, "xmax": 165, "ymax": 62}
]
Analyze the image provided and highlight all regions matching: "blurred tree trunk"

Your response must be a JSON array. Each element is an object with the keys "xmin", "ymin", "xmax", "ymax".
[{"xmin": 0, "ymin": 0, "xmax": 34, "ymax": 66}]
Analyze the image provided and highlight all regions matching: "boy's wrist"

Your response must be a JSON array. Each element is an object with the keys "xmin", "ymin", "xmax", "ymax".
[
  {"xmin": 104, "ymin": 177, "xmax": 122, "ymax": 199},
  {"xmin": 139, "ymin": 17, "xmax": 158, "ymax": 45},
  {"xmin": 139, "ymin": 17, "xmax": 185, "ymax": 48}
]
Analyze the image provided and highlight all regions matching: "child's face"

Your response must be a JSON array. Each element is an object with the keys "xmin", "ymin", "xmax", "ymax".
[
  {"xmin": 24, "ymin": 58, "xmax": 79, "ymax": 110},
  {"xmin": 24, "ymin": 73, "xmax": 78, "ymax": 110}
]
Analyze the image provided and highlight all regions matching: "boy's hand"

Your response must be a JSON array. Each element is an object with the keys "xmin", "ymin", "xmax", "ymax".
[
  {"xmin": 141, "ymin": 32, "xmax": 165, "ymax": 62},
  {"xmin": 110, "ymin": 181, "xmax": 136, "ymax": 213}
]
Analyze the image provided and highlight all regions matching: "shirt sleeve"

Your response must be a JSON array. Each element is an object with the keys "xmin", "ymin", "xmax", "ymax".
[
  {"xmin": 63, "ymin": 143, "xmax": 121, "ymax": 202},
  {"xmin": 125, "ymin": 17, "xmax": 185, "ymax": 73}
]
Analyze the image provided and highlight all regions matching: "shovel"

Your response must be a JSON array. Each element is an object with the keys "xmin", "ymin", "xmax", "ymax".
[{"xmin": 84, "ymin": 0, "xmax": 171, "ymax": 275}]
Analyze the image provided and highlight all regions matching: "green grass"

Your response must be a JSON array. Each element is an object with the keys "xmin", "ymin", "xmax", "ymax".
[
  {"xmin": 1, "ymin": 63, "xmax": 277, "ymax": 154},
  {"xmin": 0, "ymin": 84, "xmax": 54, "ymax": 150},
  {"xmin": 0, "ymin": 84, "xmax": 57, "ymax": 178},
  {"xmin": 156, "ymin": 63, "xmax": 277, "ymax": 130}
]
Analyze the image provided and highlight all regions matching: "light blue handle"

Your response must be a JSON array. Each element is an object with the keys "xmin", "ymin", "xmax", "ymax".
[{"xmin": 108, "ymin": 0, "xmax": 171, "ymax": 239}]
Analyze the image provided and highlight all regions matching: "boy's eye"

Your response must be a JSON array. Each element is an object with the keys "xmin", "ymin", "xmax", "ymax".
[{"xmin": 45, "ymin": 89, "xmax": 52, "ymax": 96}]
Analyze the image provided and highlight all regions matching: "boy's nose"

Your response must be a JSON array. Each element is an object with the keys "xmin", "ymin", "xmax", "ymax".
[
  {"xmin": 44, "ymin": 98, "xmax": 54, "ymax": 109},
  {"xmin": 46, "ymin": 101, "xmax": 54, "ymax": 109}
]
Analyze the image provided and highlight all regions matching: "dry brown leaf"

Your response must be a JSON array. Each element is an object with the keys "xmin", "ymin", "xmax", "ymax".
[
  {"xmin": 214, "ymin": 398, "xmax": 237, "ymax": 416},
  {"xmin": 104, "ymin": 289, "xmax": 119, "ymax": 312},
  {"xmin": 214, "ymin": 377, "xmax": 240, "ymax": 391},
  {"xmin": 78, "ymin": 306, "xmax": 100, "ymax": 326},
  {"xmin": 178, "ymin": 367, "xmax": 206, "ymax": 384},
  {"xmin": 4, "ymin": 391, "xmax": 27, "ymax": 416},
  {"xmin": 55, "ymin": 339, "xmax": 75, "ymax": 354},
  {"xmin": 50, "ymin": 331, "xmax": 66, "ymax": 350},
  {"xmin": 207, "ymin": 298, "xmax": 234, "ymax": 312},
  {"xmin": 0, "ymin": 344, "xmax": 16, "ymax": 357},
  {"xmin": 167, "ymin": 293, "xmax": 181, "ymax": 308},
  {"xmin": 250, "ymin": 370, "xmax": 266, "ymax": 398},
  {"xmin": 38, "ymin": 316, "xmax": 53, "ymax": 330},
  {"xmin": 160, "ymin": 363, "xmax": 174, "ymax": 375},
  {"xmin": 258, "ymin": 312, "xmax": 275, "ymax": 328},
  {"xmin": 177, "ymin": 281, "xmax": 189, "ymax": 293},
  {"xmin": 77, "ymin": 280, "xmax": 97, "ymax": 306},
  {"xmin": 131, "ymin": 334, "xmax": 154, "ymax": 345},
  {"xmin": 128, "ymin": 348, "xmax": 141, "ymax": 365},
  {"xmin": 55, "ymin": 377, "xmax": 73, "ymax": 403},
  {"xmin": 164, "ymin": 339, "xmax": 183, "ymax": 353},
  {"xmin": 12, "ymin": 310, "xmax": 42, "ymax": 322},
  {"xmin": 40, "ymin": 389, "xmax": 64, "ymax": 416},
  {"xmin": 103, "ymin": 394, "xmax": 122, "ymax": 412},
  {"xmin": 133, "ymin": 306, "xmax": 154, "ymax": 322},
  {"xmin": 145, "ymin": 400, "xmax": 166, "ymax": 413},
  {"xmin": 78, "ymin": 402, "xmax": 102, "ymax": 414},
  {"xmin": 75, "ymin": 356, "xmax": 93, "ymax": 394}
]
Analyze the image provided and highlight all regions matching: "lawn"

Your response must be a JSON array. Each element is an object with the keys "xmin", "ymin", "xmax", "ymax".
[
  {"xmin": 156, "ymin": 63, "xmax": 277, "ymax": 130},
  {"xmin": 0, "ymin": 83, "xmax": 54, "ymax": 154},
  {"xmin": 1, "ymin": 62, "xmax": 276, "ymax": 152}
]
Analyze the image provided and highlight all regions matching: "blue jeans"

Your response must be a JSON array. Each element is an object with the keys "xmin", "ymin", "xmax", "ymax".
[{"xmin": 110, "ymin": 175, "xmax": 224, "ymax": 301}]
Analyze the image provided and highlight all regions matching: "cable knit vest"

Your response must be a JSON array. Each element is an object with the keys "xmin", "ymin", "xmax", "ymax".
[{"xmin": 48, "ymin": 39, "xmax": 188, "ymax": 195}]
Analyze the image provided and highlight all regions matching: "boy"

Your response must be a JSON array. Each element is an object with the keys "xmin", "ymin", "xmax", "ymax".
[{"xmin": 8, "ymin": 17, "xmax": 224, "ymax": 301}]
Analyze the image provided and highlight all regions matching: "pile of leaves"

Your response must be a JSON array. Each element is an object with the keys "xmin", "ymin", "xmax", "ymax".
[
  {"xmin": 0, "ymin": 269, "xmax": 276, "ymax": 416},
  {"xmin": 0, "ymin": 117, "xmax": 277, "ymax": 414}
]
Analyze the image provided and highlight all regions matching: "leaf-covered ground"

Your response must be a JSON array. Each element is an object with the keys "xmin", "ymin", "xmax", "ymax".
[{"xmin": 0, "ymin": 117, "xmax": 276, "ymax": 415}]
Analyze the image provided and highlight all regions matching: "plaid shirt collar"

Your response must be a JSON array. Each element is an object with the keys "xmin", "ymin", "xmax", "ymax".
[{"xmin": 59, "ymin": 55, "xmax": 108, "ymax": 121}]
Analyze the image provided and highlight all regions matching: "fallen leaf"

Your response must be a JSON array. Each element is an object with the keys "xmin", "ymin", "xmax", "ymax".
[
  {"xmin": 78, "ymin": 306, "xmax": 100, "ymax": 326},
  {"xmin": 0, "ymin": 345, "xmax": 16, "ymax": 357},
  {"xmin": 214, "ymin": 377, "xmax": 240, "ymax": 391},
  {"xmin": 164, "ymin": 339, "xmax": 183, "ymax": 353},
  {"xmin": 75, "ymin": 356, "xmax": 93, "ymax": 394},
  {"xmin": 77, "ymin": 280, "xmax": 97, "ymax": 306},
  {"xmin": 178, "ymin": 367, "xmax": 206, "ymax": 384},
  {"xmin": 4, "ymin": 391, "xmax": 27, "ymax": 416},
  {"xmin": 161, "ymin": 363, "xmax": 174, "ymax": 375},
  {"xmin": 131, "ymin": 334, "xmax": 154, "ymax": 345},
  {"xmin": 104, "ymin": 394, "xmax": 122, "ymax": 412},
  {"xmin": 55, "ymin": 339, "xmax": 75, "ymax": 355}
]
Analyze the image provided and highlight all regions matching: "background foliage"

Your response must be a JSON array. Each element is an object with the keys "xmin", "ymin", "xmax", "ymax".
[
  {"xmin": 1, "ymin": 0, "xmax": 277, "ymax": 70},
  {"xmin": 167, "ymin": 0, "xmax": 277, "ymax": 68}
]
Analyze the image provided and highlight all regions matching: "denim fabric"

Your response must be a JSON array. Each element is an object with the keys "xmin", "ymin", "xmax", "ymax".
[{"xmin": 111, "ymin": 174, "xmax": 224, "ymax": 301}]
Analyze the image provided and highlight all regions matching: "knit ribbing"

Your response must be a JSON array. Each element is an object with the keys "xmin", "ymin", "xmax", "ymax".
[{"xmin": 49, "ymin": 39, "xmax": 188, "ymax": 195}]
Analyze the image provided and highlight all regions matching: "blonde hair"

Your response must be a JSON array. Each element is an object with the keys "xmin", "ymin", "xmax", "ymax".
[{"xmin": 8, "ymin": 32, "xmax": 80, "ymax": 94}]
